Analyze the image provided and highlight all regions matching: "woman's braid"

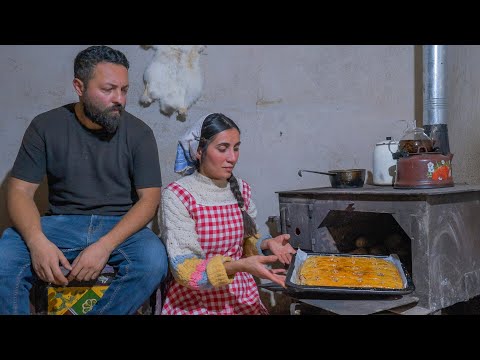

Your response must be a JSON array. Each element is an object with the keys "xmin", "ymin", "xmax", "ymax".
[{"xmin": 229, "ymin": 175, "xmax": 257, "ymax": 237}]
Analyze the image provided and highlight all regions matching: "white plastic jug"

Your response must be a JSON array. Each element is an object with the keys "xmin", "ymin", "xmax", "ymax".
[{"xmin": 373, "ymin": 137, "xmax": 398, "ymax": 185}]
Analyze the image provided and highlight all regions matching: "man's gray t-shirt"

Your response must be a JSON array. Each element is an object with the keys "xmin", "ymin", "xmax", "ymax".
[{"xmin": 11, "ymin": 104, "xmax": 162, "ymax": 216}]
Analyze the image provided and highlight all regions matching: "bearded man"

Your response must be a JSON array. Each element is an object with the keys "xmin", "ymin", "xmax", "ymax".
[{"xmin": 0, "ymin": 46, "xmax": 168, "ymax": 315}]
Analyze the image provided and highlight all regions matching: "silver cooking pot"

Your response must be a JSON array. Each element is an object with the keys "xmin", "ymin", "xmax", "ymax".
[{"xmin": 298, "ymin": 169, "xmax": 366, "ymax": 188}]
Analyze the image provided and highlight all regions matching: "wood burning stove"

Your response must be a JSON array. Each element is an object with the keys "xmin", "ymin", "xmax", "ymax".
[{"xmin": 275, "ymin": 183, "xmax": 480, "ymax": 314}]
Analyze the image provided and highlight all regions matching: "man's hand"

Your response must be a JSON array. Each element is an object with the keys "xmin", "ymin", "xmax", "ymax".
[
  {"xmin": 29, "ymin": 237, "xmax": 72, "ymax": 286},
  {"xmin": 68, "ymin": 241, "xmax": 111, "ymax": 282}
]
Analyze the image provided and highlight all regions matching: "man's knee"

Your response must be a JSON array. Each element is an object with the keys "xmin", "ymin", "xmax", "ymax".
[
  {"xmin": 140, "ymin": 238, "xmax": 168, "ymax": 281},
  {"xmin": 0, "ymin": 227, "xmax": 30, "ymax": 273}
]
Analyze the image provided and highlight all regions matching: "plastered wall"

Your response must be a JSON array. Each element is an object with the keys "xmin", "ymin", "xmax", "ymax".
[{"xmin": 1, "ymin": 45, "xmax": 476, "ymax": 237}]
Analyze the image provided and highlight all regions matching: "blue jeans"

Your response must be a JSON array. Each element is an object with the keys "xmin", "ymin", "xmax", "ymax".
[{"xmin": 0, "ymin": 215, "xmax": 168, "ymax": 315}]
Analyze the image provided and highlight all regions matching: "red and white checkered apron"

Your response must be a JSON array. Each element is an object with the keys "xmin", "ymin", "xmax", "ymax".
[{"xmin": 161, "ymin": 181, "xmax": 268, "ymax": 315}]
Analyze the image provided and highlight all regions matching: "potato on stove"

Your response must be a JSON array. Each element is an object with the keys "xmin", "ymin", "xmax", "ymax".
[{"xmin": 355, "ymin": 236, "xmax": 373, "ymax": 248}]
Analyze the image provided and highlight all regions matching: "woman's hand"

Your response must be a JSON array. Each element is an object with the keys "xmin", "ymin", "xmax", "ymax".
[
  {"xmin": 263, "ymin": 234, "xmax": 296, "ymax": 265},
  {"xmin": 227, "ymin": 255, "xmax": 287, "ymax": 288}
]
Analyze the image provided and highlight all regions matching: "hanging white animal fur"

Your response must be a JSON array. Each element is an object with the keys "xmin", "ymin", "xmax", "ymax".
[{"xmin": 140, "ymin": 45, "xmax": 206, "ymax": 117}]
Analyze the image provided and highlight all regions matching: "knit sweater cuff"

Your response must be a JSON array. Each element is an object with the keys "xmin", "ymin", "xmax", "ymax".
[
  {"xmin": 206, "ymin": 255, "xmax": 234, "ymax": 287},
  {"xmin": 243, "ymin": 233, "xmax": 262, "ymax": 257}
]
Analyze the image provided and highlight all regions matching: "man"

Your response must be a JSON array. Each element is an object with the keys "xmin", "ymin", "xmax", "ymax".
[{"xmin": 0, "ymin": 45, "xmax": 168, "ymax": 315}]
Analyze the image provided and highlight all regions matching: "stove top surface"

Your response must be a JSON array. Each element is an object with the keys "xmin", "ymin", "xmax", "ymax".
[{"xmin": 277, "ymin": 183, "xmax": 480, "ymax": 198}]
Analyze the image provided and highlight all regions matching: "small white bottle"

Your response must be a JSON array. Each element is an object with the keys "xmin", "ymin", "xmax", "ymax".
[{"xmin": 373, "ymin": 137, "xmax": 399, "ymax": 185}]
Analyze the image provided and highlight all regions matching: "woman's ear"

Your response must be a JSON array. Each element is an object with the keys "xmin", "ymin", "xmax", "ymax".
[{"xmin": 196, "ymin": 149, "xmax": 202, "ymax": 161}]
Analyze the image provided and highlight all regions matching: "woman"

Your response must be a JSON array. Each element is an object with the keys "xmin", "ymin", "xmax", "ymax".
[{"xmin": 159, "ymin": 113, "xmax": 296, "ymax": 315}]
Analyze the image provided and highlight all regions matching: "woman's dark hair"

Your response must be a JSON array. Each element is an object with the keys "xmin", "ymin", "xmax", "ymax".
[
  {"xmin": 197, "ymin": 113, "xmax": 257, "ymax": 237},
  {"xmin": 74, "ymin": 45, "xmax": 129, "ymax": 86}
]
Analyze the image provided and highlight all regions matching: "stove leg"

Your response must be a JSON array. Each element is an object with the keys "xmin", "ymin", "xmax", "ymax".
[{"xmin": 290, "ymin": 302, "xmax": 302, "ymax": 315}]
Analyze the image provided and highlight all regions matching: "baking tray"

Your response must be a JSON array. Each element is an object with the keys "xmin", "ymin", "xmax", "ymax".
[{"xmin": 260, "ymin": 250, "xmax": 415, "ymax": 298}]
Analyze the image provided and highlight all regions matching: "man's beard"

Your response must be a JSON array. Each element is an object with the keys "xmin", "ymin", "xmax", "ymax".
[{"xmin": 83, "ymin": 97, "xmax": 124, "ymax": 134}]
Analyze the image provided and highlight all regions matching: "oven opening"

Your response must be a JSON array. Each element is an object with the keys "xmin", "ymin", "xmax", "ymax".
[
  {"xmin": 279, "ymin": 208, "xmax": 418, "ymax": 315},
  {"xmin": 316, "ymin": 210, "xmax": 412, "ymax": 274}
]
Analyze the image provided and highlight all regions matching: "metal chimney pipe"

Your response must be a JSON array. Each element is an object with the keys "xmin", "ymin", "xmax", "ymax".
[{"xmin": 423, "ymin": 45, "xmax": 450, "ymax": 154}]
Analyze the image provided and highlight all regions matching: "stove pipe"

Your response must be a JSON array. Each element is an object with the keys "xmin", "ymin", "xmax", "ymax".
[{"xmin": 423, "ymin": 45, "xmax": 450, "ymax": 155}]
